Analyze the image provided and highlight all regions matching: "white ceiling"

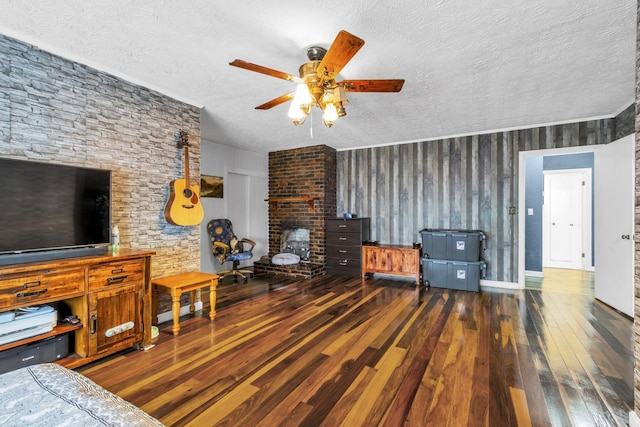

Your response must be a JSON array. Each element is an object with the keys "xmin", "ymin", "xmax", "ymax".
[{"xmin": 0, "ymin": 1, "xmax": 636, "ymax": 154}]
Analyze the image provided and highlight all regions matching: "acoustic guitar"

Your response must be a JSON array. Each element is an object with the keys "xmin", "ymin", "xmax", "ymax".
[{"xmin": 164, "ymin": 130, "xmax": 205, "ymax": 226}]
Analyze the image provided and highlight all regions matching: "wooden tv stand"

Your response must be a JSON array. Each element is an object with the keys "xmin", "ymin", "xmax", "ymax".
[
  {"xmin": 0, "ymin": 249, "xmax": 155, "ymax": 369},
  {"xmin": 362, "ymin": 244, "xmax": 421, "ymax": 285}
]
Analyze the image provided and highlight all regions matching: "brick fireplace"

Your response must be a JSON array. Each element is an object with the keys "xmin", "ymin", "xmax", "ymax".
[{"xmin": 253, "ymin": 144, "xmax": 336, "ymax": 278}]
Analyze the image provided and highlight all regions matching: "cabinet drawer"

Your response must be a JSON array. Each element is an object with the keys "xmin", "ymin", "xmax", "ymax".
[
  {"xmin": 326, "ymin": 245, "xmax": 362, "ymax": 259},
  {"xmin": 88, "ymin": 260, "xmax": 143, "ymax": 291},
  {"xmin": 326, "ymin": 233, "xmax": 363, "ymax": 246},
  {"xmin": 326, "ymin": 259, "xmax": 361, "ymax": 277},
  {"xmin": 326, "ymin": 220, "xmax": 363, "ymax": 233},
  {"xmin": 0, "ymin": 268, "xmax": 85, "ymax": 308}
]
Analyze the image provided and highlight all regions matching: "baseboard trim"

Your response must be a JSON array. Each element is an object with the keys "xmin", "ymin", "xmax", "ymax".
[
  {"xmin": 524, "ymin": 270, "xmax": 544, "ymax": 278},
  {"xmin": 630, "ymin": 411, "xmax": 640, "ymax": 427},
  {"xmin": 480, "ymin": 280, "xmax": 522, "ymax": 290},
  {"xmin": 156, "ymin": 301, "xmax": 203, "ymax": 324}
]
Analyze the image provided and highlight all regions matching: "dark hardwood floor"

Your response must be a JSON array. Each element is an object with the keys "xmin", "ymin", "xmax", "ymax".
[{"xmin": 78, "ymin": 268, "xmax": 633, "ymax": 426}]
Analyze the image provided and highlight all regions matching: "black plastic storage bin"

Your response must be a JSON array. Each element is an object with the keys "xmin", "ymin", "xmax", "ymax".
[
  {"xmin": 419, "ymin": 229, "xmax": 485, "ymax": 261},
  {"xmin": 420, "ymin": 258, "xmax": 486, "ymax": 292}
]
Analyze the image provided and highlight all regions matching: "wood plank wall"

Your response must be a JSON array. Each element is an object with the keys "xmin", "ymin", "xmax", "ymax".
[{"xmin": 337, "ymin": 120, "xmax": 619, "ymax": 283}]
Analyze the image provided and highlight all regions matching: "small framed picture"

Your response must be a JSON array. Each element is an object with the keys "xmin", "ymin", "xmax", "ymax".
[{"xmin": 201, "ymin": 175, "xmax": 223, "ymax": 198}]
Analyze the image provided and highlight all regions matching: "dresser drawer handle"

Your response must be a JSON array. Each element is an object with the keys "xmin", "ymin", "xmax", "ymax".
[
  {"xmin": 111, "ymin": 268, "xmax": 124, "ymax": 274},
  {"xmin": 107, "ymin": 275, "xmax": 128, "ymax": 285},
  {"xmin": 339, "ymin": 224, "xmax": 347, "ymax": 228},
  {"xmin": 16, "ymin": 289, "xmax": 47, "ymax": 298},
  {"xmin": 339, "ymin": 237, "xmax": 347, "ymax": 241},
  {"xmin": 339, "ymin": 250, "xmax": 347, "ymax": 253},
  {"xmin": 339, "ymin": 260, "xmax": 348, "ymax": 266},
  {"xmin": 22, "ymin": 280, "xmax": 42, "ymax": 289}
]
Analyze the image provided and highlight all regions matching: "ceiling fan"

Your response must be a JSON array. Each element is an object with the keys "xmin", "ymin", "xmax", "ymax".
[{"xmin": 229, "ymin": 30, "xmax": 405, "ymax": 127}]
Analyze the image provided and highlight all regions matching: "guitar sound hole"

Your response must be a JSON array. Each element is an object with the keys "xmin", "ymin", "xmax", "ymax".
[{"xmin": 183, "ymin": 189, "xmax": 193, "ymax": 198}]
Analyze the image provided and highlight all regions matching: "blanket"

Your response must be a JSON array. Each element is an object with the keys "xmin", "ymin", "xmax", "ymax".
[{"xmin": 0, "ymin": 363, "xmax": 163, "ymax": 426}]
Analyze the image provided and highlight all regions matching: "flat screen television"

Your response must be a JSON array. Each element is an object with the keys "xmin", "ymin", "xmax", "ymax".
[{"xmin": 0, "ymin": 158, "xmax": 111, "ymax": 265}]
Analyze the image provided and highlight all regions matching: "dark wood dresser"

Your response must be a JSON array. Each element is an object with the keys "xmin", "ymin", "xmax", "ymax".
[{"xmin": 325, "ymin": 218, "xmax": 370, "ymax": 277}]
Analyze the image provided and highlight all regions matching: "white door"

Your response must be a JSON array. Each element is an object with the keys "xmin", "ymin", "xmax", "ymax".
[
  {"xmin": 594, "ymin": 133, "xmax": 635, "ymax": 317},
  {"xmin": 543, "ymin": 170, "xmax": 589, "ymax": 270}
]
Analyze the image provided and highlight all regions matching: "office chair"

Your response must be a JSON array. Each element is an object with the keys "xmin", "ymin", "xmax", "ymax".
[{"xmin": 207, "ymin": 219, "xmax": 255, "ymax": 282}]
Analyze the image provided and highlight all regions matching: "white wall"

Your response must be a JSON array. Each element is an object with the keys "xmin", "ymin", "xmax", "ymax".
[{"xmin": 199, "ymin": 139, "xmax": 268, "ymax": 274}]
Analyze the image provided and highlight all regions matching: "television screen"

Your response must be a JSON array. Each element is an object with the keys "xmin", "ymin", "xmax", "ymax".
[{"xmin": 0, "ymin": 158, "xmax": 111, "ymax": 255}]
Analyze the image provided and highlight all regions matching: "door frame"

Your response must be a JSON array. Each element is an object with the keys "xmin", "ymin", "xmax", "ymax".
[
  {"xmin": 224, "ymin": 166, "xmax": 268, "ymax": 262},
  {"xmin": 542, "ymin": 168, "xmax": 592, "ymax": 271},
  {"xmin": 518, "ymin": 145, "xmax": 598, "ymax": 288}
]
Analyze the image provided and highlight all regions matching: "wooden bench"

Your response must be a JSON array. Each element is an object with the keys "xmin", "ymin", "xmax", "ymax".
[{"xmin": 151, "ymin": 271, "xmax": 219, "ymax": 336}]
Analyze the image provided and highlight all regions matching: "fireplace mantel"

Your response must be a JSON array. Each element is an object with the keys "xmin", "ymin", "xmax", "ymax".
[{"xmin": 264, "ymin": 197, "xmax": 319, "ymax": 212}]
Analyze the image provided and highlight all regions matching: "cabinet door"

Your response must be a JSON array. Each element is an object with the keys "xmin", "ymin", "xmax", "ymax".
[
  {"xmin": 390, "ymin": 250, "xmax": 420, "ymax": 274},
  {"xmin": 88, "ymin": 284, "xmax": 142, "ymax": 356},
  {"xmin": 363, "ymin": 247, "xmax": 391, "ymax": 273}
]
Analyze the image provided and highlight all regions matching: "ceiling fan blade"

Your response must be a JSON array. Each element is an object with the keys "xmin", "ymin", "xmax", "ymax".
[
  {"xmin": 339, "ymin": 79, "xmax": 405, "ymax": 92},
  {"xmin": 230, "ymin": 59, "xmax": 298, "ymax": 82},
  {"xmin": 255, "ymin": 92, "xmax": 295, "ymax": 110},
  {"xmin": 317, "ymin": 30, "xmax": 365, "ymax": 81}
]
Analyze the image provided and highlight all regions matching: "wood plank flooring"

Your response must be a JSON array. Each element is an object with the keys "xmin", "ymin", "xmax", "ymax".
[{"xmin": 78, "ymin": 268, "xmax": 633, "ymax": 426}]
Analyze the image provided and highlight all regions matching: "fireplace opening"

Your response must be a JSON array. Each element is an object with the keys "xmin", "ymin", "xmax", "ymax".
[{"xmin": 280, "ymin": 227, "xmax": 310, "ymax": 261}]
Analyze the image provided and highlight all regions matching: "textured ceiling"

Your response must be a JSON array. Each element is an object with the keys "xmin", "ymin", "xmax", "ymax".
[{"xmin": 0, "ymin": 1, "xmax": 636, "ymax": 153}]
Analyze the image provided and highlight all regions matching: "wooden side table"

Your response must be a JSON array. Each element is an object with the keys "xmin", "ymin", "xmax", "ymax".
[
  {"xmin": 151, "ymin": 271, "xmax": 219, "ymax": 336},
  {"xmin": 362, "ymin": 245, "xmax": 421, "ymax": 285}
]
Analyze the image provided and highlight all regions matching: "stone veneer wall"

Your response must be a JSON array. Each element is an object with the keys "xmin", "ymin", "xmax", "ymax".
[
  {"xmin": 0, "ymin": 34, "xmax": 201, "ymax": 314},
  {"xmin": 265, "ymin": 145, "xmax": 337, "ymax": 274}
]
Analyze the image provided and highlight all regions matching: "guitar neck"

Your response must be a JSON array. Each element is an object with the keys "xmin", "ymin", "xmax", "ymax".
[
  {"xmin": 177, "ymin": 130, "xmax": 192, "ymax": 187},
  {"xmin": 183, "ymin": 143, "xmax": 191, "ymax": 188}
]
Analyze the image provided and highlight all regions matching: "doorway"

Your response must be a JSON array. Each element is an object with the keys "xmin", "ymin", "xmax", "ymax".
[
  {"xmin": 226, "ymin": 170, "xmax": 268, "ymax": 264},
  {"xmin": 519, "ymin": 146, "xmax": 597, "ymax": 286},
  {"xmin": 518, "ymin": 135, "xmax": 635, "ymax": 317}
]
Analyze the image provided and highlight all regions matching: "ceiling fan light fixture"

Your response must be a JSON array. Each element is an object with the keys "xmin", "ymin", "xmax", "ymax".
[
  {"xmin": 293, "ymin": 83, "xmax": 312, "ymax": 108},
  {"xmin": 322, "ymin": 103, "xmax": 338, "ymax": 127},
  {"xmin": 287, "ymin": 101, "xmax": 307, "ymax": 125}
]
